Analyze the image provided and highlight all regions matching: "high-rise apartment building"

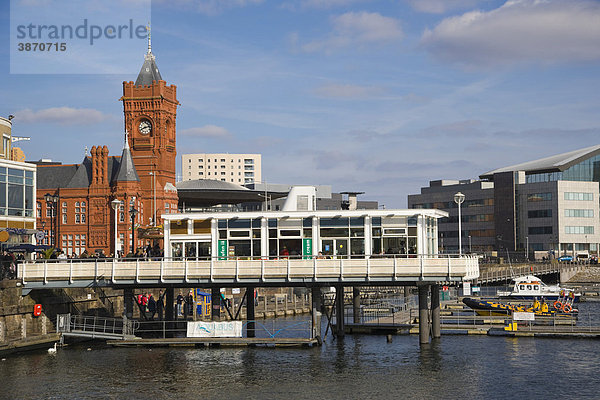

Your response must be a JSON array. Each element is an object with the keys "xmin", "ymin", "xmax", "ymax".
[{"xmin": 182, "ymin": 153, "xmax": 262, "ymax": 185}]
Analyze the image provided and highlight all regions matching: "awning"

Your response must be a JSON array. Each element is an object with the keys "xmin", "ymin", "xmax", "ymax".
[
  {"xmin": 137, "ymin": 226, "xmax": 164, "ymax": 239},
  {"xmin": 6, "ymin": 244, "xmax": 53, "ymax": 253}
]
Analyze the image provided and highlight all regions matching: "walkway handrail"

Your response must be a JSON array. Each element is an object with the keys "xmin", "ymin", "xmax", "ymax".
[{"xmin": 18, "ymin": 254, "xmax": 480, "ymax": 286}]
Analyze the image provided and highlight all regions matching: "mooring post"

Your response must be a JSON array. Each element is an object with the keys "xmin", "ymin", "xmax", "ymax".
[
  {"xmin": 247, "ymin": 286, "xmax": 255, "ymax": 338},
  {"xmin": 418, "ymin": 284, "xmax": 430, "ymax": 344},
  {"xmin": 353, "ymin": 286, "xmax": 361, "ymax": 324},
  {"xmin": 431, "ymin": 284, "xmax": 441, "ymax": 339},
  {"xmin": 211, "ymin": 287, "xmax": 221, "ymax": 321},
  {"xmin": 335, "ymin": 284, "xmax": 345, "ymax": 337}
]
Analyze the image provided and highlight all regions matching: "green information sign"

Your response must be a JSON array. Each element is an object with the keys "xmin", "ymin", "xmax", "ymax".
[
  {"xmin": 302, "ymin": 238, "xmax": 312, "ymax": 259},
  {"xmin": 218, "ymin": 240, "xmax": 227, "ymax": 260}
]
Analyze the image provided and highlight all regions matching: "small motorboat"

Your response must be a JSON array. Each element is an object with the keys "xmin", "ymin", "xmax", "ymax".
[
  {"xmin": 496, "ymin": 275, "xmax": 581, "ymax": 302},
  {"xmin": 462, "ymin": 297, "xmax": 577, "ymax": 317}
]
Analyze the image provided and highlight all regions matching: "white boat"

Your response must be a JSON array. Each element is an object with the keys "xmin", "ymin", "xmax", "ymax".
[{"xmin": 496, "ymin": 275, "xmax": 581, "ymax": 302}]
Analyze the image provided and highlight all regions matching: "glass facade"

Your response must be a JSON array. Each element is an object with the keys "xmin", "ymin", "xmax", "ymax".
[
  {"xmin": 168, "ymin": 212, "xmax": 440, "ymax": 259},
  {"xmin": 0, "ymin": 166, "xmax": 34, "ymax": 217},
  {"xmin": 526, "ymin": 154, "xmax": 600, "ymax": 183}
]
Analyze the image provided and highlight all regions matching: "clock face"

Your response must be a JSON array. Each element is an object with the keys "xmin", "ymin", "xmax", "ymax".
[{"xmin": 138, "ymin": 120, "xmax": 152, "ymax": 135}]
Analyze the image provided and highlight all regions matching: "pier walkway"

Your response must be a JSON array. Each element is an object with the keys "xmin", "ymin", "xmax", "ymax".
[{"xmin": 17, "ymin": 255, "xmax": 479, "ymax": 289}]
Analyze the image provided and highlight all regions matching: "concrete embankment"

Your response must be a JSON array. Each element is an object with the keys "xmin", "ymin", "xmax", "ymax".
[{"xmin": 0, "ymin": 280, "xmax": 119, "ymax": 356}]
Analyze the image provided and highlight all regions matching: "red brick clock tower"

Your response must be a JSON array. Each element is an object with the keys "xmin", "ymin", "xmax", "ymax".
[{"xmin": 120, "ymin": 32, "xmax": 179, "ymax": 226}]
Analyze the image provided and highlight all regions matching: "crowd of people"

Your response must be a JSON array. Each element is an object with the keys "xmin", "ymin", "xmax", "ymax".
[
  {"xmin": 136, "ymin": 289, "xmax": 197, "ymax": 321},
  {"xmin": 0, "ymin": 250, "xmax": 20, "ymax": 280}
]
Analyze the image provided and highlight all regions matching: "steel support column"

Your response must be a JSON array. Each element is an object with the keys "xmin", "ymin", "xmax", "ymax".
[
  {"xmin": 431, "ymin": 284, "xmax": 441, "ymax": 339},
  {"xmin": 211, "ymin": 287, "xmax": 221, "ymax": 321},
  {"xmin": 246, "ymin": 286, "xmax": 255, "ymax": 338},
  {"xmin": 165, "ymin": 288, "xmax": 174, "ymax": 321},
  {"xmin": 418, "ymin": 285, "xmax": 430, "ymax": 344},
  {"xmin": 123, "ymin": 288, "xmax": 133, "ymax": 319},
  {"xmin": 353, "ymin": 286, "xmax": 361, "ymax": 324},
  {"xmin": 335, "ymin": 284, "xmax": 345, "ymax": 337}
]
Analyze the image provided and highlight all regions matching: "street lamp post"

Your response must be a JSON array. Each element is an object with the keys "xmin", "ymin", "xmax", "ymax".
[
  {"xmin": 149, "ymin": 171, "xmax": 156, "ymax": 226},
  {"xmin": 111, "ymin": 199, "xmax": 122, "ymax": 258},
  {"xmin": 454, "ymin": 192, "xmax": 465, "ymax": 256},
  {"xmin": 469, "ymin": 235, "xmax": 472, "ymax": 253},
  {"xmin": 129, "ymin": 199, "xmax": 138, "ymax": 256},
  {"xmin": 44, "ymin": 193, "xmax": 58, "ymax": 247},
  {"xmin": 526, "ymin": 236, "xmax": 529, "ymax": 261}
]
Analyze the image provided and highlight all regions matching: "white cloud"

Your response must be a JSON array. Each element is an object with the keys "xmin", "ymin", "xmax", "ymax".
[
  {"xmin": 421, "ymin": 0, "xmax": 600, "ymax": 67},
  {"xmin": 302, "ymin": 11, "xmax": 403, "ymax": 53},
  {"xmin": 180, "ymin": 125, "xmax": 232, "ymax": 138},
  {"xmin": 15, "ymin": 107, "xmax": 109, "ymax": 125},
  {"xmin": 405, "ymin": 0, "xmax": 481, "ymax": 14},
  {"xmin": 314, "ymin": 83, "xmax": 384, "ymax": 98}
]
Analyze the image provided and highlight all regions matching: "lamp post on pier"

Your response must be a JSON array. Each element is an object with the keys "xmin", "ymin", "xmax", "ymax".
[
  {"xmin": 129, "ymin": 199, "xmax": 138, "ymax": 255},
  {"xmin": 111, "ymin": 199, "xmax": 123, "ymax": 258},
  {"xmin": 44, "ymin": 193, "xmax": 58, "ymax": 247},
  {"xmin": 454, "ymin": 192, "xmax": 465, "ymax": 256},
  {"xmin": 149, "ymin": 171, "xmax": 156, "ymax": 226}
]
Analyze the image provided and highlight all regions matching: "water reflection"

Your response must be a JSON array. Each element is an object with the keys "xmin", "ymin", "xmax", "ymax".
[{"xmin": 2, "ymin": 329, "xmax": 600, "ymax": 398}]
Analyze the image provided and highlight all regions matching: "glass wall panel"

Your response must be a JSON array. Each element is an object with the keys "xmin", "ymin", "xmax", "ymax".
[
  {"xmin": 320, "ymin": 217, "xmax": 348, "ymax": 227},
  {"xmin": 269, "ymin": 239, "xmax": 278, "ymax": 257},
  {"xmin": 171, "ymin": 242, "xmax": 183, "ymax": 258},
  {"xmin": 320, "ymin": 228, "xmax": 349, "ymax": 237},
  {"xmin": 185, "ymin": 242, "xmax": 197, "ymax": 258},
  {"xmin": 229, "ymin": 240, "xmax": 251, "ymax": 257},
  {"xmin": 228, "ymin": 219, "xmax": 250, "ymax": 229},
  {"xmin": 350, "ymin": 238, "xmax": 364, "ymax": 256}
]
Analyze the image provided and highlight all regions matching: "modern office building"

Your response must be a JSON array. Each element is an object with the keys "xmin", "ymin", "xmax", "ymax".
[
  {"xmin": 408, "ymin": 145, "xmax": 600, "ymax": 258},
  {"xmin": 0, "ymin": 116, "xmax": 37, "ymax": 248},
  {"xmin": 182, "ymin": 153, "xmax": 262, "ymax": 185}
]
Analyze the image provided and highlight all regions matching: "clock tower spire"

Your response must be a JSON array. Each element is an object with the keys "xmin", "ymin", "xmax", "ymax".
[{"xmin": 120, "ymin": 36, "xmax": 179, "ymax": 226}]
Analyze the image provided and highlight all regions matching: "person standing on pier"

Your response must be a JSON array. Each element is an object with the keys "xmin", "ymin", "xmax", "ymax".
[
  {"xmin": 148, "ymin": 294, "xmax": 156, "ymax": 320},
  {"xmin": 157, "ymin": 290, "xmax": 165, "ymax": 321},
  {"xmin": 186, "ymin": 290, "xmax": 195, "ymax": 317},
  {"xmin": 176, "ymin": 292, "xmax": 184, "ymax": 317}
]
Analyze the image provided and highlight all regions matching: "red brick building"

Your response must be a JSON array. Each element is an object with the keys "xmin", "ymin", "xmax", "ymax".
[{"xmin": 35, "ymin": 43, "xmax": 179, "ymax": 256}]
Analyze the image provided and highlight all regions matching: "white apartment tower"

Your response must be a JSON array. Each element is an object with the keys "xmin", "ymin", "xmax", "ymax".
[{"xmin": 182, "ymin": 153, "xmax": 262, "ymax": 185}]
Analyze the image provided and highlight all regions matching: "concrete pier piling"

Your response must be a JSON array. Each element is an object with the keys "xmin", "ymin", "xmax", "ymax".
[
  {"xmin": 247, "ymin": 286, "xmax": 255, "ymax": 338},
  {"xmin": 353, "ymin": 287, "xmax": 361, "ymax": 324},
  {"xmin": 418, "ymin": 285, "xmax": 430, "ymax": 344},
  {"xmin": 335, "ymin": 284, "xmax": 345, "ymax": 337},
  {"xmin": 431, "ymin": 284, "xmax": 441, "ymax": 339},
  {"xmin": 211, "ymin": 287, "xmax": 221, "ymax": 321}
]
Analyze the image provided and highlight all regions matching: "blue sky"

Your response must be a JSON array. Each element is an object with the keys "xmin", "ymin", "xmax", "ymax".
[{"xmin": 2, "ymin": 0, "xmax": 600, "ymax": 207}]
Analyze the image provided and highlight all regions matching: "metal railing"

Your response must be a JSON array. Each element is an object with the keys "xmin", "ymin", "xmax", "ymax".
[
  {"xmin": 56, "ymin": 313, "xmax": 136, "ymax": 338},
  {"xmin": 476, "ymin": 262, "xmax": 581, "ymax": 284},
  {"xmin": 18, "ymin": 254, "xmax": 480, "ymax": 286},
  {"xmin": 133, "ymin": 318, "xmax": 313, "ymax": 339}
]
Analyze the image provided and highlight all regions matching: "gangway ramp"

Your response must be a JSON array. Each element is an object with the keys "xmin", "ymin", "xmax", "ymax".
[{"xmin": 57, "ymin": 314, "xmax": 137, "ymax": 340}]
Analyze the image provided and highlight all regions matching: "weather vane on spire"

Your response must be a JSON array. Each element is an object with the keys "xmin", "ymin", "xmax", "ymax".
[{"xmin": 146, "ymin": 22, "xmax": 152, "ymax": 54}]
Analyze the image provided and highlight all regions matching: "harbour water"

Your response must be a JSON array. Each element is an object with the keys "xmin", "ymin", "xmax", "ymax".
[
  {"xmin": 2, "ymin": 334, "xmax": 600, "ymax": 399},
  {"xmin": 2, "ymin": 304, "xmax": 600, "ymax": 399}
]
